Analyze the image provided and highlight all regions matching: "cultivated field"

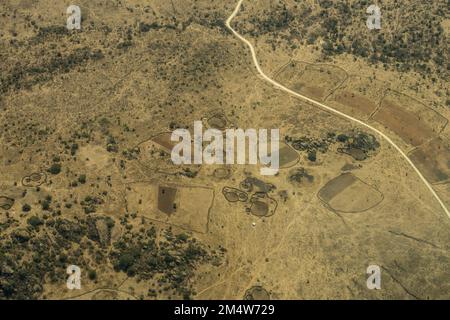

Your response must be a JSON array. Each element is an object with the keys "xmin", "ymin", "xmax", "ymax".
[{"xmin": 0, "ymin": 0, "xmax": 449, "ymax": 300}]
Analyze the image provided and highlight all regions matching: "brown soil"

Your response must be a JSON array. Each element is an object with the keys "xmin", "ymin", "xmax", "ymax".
[
  {"xmin": 372, "ymin": 93, "xmax": 447, "ymax": 146},
  {"xmin": 158, "ymin": 186, "xmax": 178, "ymax": 215},
  {"xmin": 409, "ymin": 138, "xmax": 450, "ymax": 184}
]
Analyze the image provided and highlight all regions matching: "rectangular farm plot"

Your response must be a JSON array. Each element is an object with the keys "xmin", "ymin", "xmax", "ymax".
[
  {"xmin": 292, "ymin": 64, "xmax": 347, "ymax": 101},
  {"xmin": 327, "ymin": 76, "xmax": 387, "ymax": 119},
  {"xmin": 372, "ymin": 92, "xmax": 448, "ymax": 147},
  {"xmin": 409, "ymin": 138, "xmax": 450, "ymax": 184},
  {"xmin": 152, "ymin": 132, "xmax": 176, "ymax": 152},
  {"xmin": 275, "ymin": 62, "xmax": 347, "ymax": 101},
  {"xmin": 126, "ymin": 183, "xmax": 213, "ymax": 233},
  {"xmin": 274, "ymin": 61, "xmax": 306, "ymax": 86},
  {"xmin": 318, "ymin": 173, "xmax": 383, "ymax": 213},
  {"xmin": 278, "ymin": 143, "xmax": 300, "ymax": 168},
  {"xmin": 136, "ymin": 132, "xmax": 197, "ymax": 174},
  {"xmin": 158, "ymin": 186, "xmax": 177, "ymax": 215},
  {"xmin": 318, "ymin": 172, "xmax": 357, "ymax": 202}
]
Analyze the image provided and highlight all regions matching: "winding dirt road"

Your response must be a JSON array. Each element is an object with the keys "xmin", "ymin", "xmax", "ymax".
[{"xmin": 225, "ymin": 0, "xmax": 450, "ymax": 218}]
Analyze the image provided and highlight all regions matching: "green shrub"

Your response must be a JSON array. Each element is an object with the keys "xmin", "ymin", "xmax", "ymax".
[
  {"xmin": 48, "ymin": 163, "xmax": 61, "ymax": 175},
  {"xmin": 307, "ymin": 151, "xmax": 317, "ymax": 162},
  {"xmin": 88, "ymin": 269, "xmax": 97, "ymax": 280},
  {"xmin": 117, "ymin": 253, "xmax": 135, "ymax": 271},
  {"xmin": 27, "ymin": 216, "xmax": 43, "ymax": 227},
  {"xmin": 78, "ymin": 174, "xmax": 86, "ymax": 184}
]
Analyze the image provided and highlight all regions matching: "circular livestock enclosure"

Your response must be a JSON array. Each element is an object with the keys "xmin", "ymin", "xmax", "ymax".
[
  {"xmin": 222, "ymin": 186, "xmax": 248, "ymax": 203},
  {"xmin": 0, "ymin": 196, "xmax": 15, "ymax": 210},
  {"xmin": 244, "ymin": 286, "xmax": 271, "ymax": 300},
  {"xmin": 248, "ymin": 192, "xmax": 278, "ymax": 218},
  {"xmin": 22, "ymin": 172, "xmax": 47, "ymax": 187}
]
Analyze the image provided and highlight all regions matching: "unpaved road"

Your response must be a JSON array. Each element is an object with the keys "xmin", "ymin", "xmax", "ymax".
[{"xmin": 225, "ymin": 0, "xmax": 450, "ymax": 218}]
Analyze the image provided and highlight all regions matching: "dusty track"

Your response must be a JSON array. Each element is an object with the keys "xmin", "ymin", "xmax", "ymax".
[{"xmin": 225, "ymin": 0, "xmax": 450, "ymax": 219}]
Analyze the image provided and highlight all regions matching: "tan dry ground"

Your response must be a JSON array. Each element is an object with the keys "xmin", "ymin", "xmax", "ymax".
[
  {"xmin": 275, "ymin": 62, "xmax": 348, "ymax": 101},
  {"xmin": 372, "ymin": 91, "xmax": 448, "ymax": 147},
  {"xmin": 125, "ymin": 182, "xmax": 214, "ymax": 234},
  {"xmin": 327, "ymin": 75, "xmax": 389, "ymax": 120},
  {"xmin": 318, "ymin": 173, "xmax": 384, "ymax": 213},
  {"xmin": 0, "ymin": 0, "xmax": 449, "ymax": 300},
  {"xmin": 409, "ymin": 138, "xmax": 450, "ymax": 184}
]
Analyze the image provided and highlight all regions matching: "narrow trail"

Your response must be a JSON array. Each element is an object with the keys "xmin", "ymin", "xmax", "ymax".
[{"xmin": 225, "ymin": 0, "xmax": 450, "ymax": 219}]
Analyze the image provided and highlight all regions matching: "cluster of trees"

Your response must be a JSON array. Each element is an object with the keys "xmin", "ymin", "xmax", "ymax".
[
  {"xmin": 286, "ymin": 130, "xmax": 380, "ymax": 163},
  {"xmin": 110, "ymin": 227, "xmax": 222, "ymax": 299},
  {"xmin": 237, "ymin": 0, "xmax": 448, "ymax": 78},
  {"xmin": 285, "ymin": 134, "xmax": 333, "ymax": 162},
  {"xmin": 338, "ymin": 131, "xmax": 380, "ymax": 153},
  {"xmin": 0, "ymin": 214, "xmax": 119, "ymax": 299},
  {"xmin": 0, "ymin": 45, "xmax": 104, "ymax": 96},
  {"xmin": 0, "ymin": 218, "xmax": 84, "ymax": 298},
  {"xmin": 0, "ymin": 212, "xmax": 222, "ymax": 300}
]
